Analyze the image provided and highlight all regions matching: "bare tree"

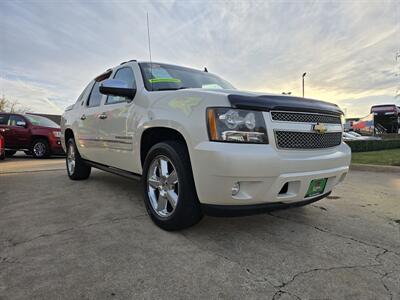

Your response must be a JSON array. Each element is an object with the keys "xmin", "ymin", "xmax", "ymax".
[
  {"xmin": 0, "ymin": 95, "xmax": 31, "ymax": 113},
  {"xmin": 396, "ymin": 50, "xmax": 400, "ymax": 99}
]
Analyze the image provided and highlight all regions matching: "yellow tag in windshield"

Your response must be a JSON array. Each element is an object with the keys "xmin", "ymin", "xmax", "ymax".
[{"xmin": 149, "ymin": 78, "xmax": 181, "ymax": 84}]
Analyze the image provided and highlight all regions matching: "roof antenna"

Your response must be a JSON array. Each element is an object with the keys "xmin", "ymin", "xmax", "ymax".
[
  {"xmin": 204, "ymin": 67, "xmax": 208, "ymax": 72},
  {"xmin": 147, "ymin": 12, "xmax": 153, "ymax": 90}
]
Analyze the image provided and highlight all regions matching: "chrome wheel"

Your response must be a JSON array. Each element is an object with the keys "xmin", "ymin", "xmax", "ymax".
[
  {"xmin": 33, "ymin": 142, "xmax": 46, "ymax": 157},
  {"xmin": 67, "ymin": 143, "xmax": 76, "ymax": 175},
  {"xmin": 147, "ymin": 155, "xmax": 179, "ymax": 217}
]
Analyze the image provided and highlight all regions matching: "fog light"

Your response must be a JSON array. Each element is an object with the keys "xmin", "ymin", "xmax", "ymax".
[{"xmin": 232, "ymin": 182, "xmax": 240, "ymax": 196}]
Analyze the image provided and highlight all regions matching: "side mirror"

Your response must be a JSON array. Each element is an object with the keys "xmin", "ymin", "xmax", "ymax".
[
  {"xmin": 16, "ymin": 120, "xmax": 26, "ymax": 127},
  {"xmin": 99, "ymin": 79, "xmax": 136, "ymax": 101}
]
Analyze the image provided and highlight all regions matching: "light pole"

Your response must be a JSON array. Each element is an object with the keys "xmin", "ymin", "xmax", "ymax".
[{"xmin": 302, "ymin": 72, "xmax": 306, "ymax": 98}]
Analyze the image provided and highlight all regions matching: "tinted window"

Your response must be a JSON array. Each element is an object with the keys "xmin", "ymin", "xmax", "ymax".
[
  {"xmin": 106, "ymin": 67, "xmax": 136, "ymax": 104},
  {"xmin": 25, "ymin": 115, "xmax": 59, "ymax": 128},
  {"xmin": 8, "ymin": 115, "xmax": 25, "ymax": 126},
  {"xmin": 0, "ymin": 114, "xmax": 9, "ymax": 125},
  {"xmin": 87, "ymin": 81, "xmax": 103, "ymax": 107}
]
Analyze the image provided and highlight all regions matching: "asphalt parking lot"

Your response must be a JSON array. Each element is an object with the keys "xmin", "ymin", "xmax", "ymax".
[{"xmin": 0, "ymin": 155, "xmax": 399, "ymax": 299}]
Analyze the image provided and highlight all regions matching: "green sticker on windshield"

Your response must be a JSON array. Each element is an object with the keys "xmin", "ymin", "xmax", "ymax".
[{"xmin": 149, "ymin": 78, "xmax": 181, "ymax": 84}]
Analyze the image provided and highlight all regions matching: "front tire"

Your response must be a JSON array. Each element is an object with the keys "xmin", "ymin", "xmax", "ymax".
[
  {"xmin": 142, "ymin": 141, "xmax": 203, "ymax": 230},
  {"xmin": 66, "ymin": 138, "xmax": 91, "ymax": 180},
  {"xmin": 32, "ymin": 139, "xmax": 50, "ymax": 158}
]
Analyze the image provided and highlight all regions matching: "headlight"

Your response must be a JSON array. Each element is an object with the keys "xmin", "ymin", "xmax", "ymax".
[
  {"xmin": 52, "ymin": 131, "xmax": 61, "ymax": 138},
  {"xmin": 207, "ymin": 107, "xmax": 268, "ymax": 143}
]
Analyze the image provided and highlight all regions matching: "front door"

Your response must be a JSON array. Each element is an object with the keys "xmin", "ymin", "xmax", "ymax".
[
  {"xmin": 7, "ymin": 115, "xmax": 31, "ymax": 149},
  {"xmin": 96, "ymin": 66, "xmax": 137, "ymax": 171},
  {"xmin": 75, "ymin": 81, "xmax": 104, "ymax": 162}
]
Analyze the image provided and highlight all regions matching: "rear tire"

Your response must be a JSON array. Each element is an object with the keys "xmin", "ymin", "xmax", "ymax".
[
  {"xmin": 142, "ymin": 140, "xmax": 203, "ymax": 230},
  {"xmin": 32, "ymin": 139, "xmax": 50, "ymax": 158},
  {"xmin": 5, "ymin": 150, "xmax": 16, "ymax": 157},
  {"xmin": 66, "ymin": 138, "xmax": 91, "ymax": 180}
]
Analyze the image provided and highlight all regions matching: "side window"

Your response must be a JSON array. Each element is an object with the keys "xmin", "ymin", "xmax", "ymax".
[
  {"xmin": 80, "ymin": 82, "xmax": 95, "ymax": 106},
  {"xmin": 87, "ymin": 81, "xmax": 103, "ymax": 107},
  {"xmin": 106, "ymin": 67, "xmax": 136, "ymax": 105},
  {"xmin": 0, "ymin": 114, "xmax": 9, "ymax": 125},
  {"xmin": 8, "ymin": 115, "xmax": 25, "ymax": 126}
]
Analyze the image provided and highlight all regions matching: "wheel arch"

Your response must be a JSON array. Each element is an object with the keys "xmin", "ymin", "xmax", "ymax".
[
  {"xmin": 64, "ymin": 128, "xmax": 74, "ymax": 144},
  {"xmin": 140, "ymin": 127, "xmax": 190, "ymax": 167},
  {"xmin": 31, "ymin": 135, "xmax": 49, "ymax": 144}
]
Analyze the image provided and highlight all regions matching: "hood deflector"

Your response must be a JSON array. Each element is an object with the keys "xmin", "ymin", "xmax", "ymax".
[{"xmin": 228, "ymin": 94, "xmax": 343, "ymax": 116}]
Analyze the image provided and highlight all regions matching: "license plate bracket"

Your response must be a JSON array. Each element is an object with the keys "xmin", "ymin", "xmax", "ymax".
[{"xmin": 305, "ymin": 178, "xmax": 327, "ymax": 198}]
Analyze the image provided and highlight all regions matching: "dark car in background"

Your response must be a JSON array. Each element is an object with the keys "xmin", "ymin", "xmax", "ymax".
[{"xmin": 0, "ymin": 113, "xmax": 64, "ymax": 158}]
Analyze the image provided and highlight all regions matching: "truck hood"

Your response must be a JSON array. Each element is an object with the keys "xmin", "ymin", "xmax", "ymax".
[{"xmin": 184, "ymin": 88, "xmax": 343, "ymax": 116}]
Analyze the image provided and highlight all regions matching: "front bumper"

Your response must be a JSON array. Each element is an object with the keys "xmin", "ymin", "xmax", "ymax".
[
  {"xmin": 49, "ymin": 139, "xmax": 65, "ymax": 154},
  {"xmin": 190, "ymin": 141, "xmax": 350, "ymax": 206},
  {"xmin": 202, "ymin": 191, "xmax": 331, "ymax": 217}
]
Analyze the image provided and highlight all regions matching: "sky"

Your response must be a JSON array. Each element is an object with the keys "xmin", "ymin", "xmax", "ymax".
[{"xmin": 0, "ymin": 0, "xmax": 399, "ymax": 118}]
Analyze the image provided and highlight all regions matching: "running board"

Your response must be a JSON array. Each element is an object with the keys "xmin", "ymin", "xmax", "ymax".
[{"xmin": 83, "ymin": 159, "xmax": 141, "ymax": 181}]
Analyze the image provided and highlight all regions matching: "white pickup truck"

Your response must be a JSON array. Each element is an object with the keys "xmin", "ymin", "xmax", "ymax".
[{"xmin": 61, "ymin": 60, "xmax": 351, "ymax": 230}]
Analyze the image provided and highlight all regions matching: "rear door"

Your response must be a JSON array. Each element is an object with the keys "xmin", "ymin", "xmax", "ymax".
[{"xmin": 96, "ymin": 66, "xmax": 136, "ymax": 170}]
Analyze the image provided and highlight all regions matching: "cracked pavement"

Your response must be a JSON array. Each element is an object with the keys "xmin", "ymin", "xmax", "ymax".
[{"xmin": 0, "ymin": 157, "xmax": 399, "ymax": 299}]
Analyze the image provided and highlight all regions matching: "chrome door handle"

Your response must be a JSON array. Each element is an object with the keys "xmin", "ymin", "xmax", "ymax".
[
  {"xmin": 98, "ymin": 113, "xmax": 108, "ymax": 120},
  {"xmin": 80, "ymin": 114, "xmax": 86, "ymax": 120}
]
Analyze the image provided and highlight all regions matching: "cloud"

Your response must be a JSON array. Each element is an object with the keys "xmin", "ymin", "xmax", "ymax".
[
  {"xmin": 0, "ymin": 0, "xmax": 398, "ymax": 117},
  {"xmin": 0, "ymin": 76, "xmax": 63, "ymax": 114}
]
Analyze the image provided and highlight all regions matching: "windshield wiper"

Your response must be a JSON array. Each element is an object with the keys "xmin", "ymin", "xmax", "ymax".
[{"xmin": 153, "ymin": 87, "xmax": 190, "ymax": 91}]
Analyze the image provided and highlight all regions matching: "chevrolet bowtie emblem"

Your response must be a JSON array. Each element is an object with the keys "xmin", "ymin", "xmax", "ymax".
[{"xmin": 313, "ymin": 123, "xmax": 327, "ymax": 134}]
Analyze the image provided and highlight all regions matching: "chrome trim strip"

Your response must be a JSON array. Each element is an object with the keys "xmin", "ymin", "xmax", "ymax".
[
  {"xmin": 269, "ymin": 110, "xmax": 342, "ymax": 124},
  {"xmin": 79, "ymin": 138, "xmax": 132, "ymax": 145}
]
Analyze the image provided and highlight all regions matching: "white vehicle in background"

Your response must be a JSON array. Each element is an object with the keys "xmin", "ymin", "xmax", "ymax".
[
  {"xmin": 345, "ymin": 131, "xmax": 382, "ymax": 141},
  {"xmin": 343, "ymin": 132, "xmax": 359, "ymax": 141},
  {"xmin": 61, "ymin": 60, "xmax": 351, "ymax": 230}
]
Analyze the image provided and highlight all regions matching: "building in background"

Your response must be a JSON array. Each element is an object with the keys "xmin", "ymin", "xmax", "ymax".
[
  {"xmin": 370, "ymin": 104, "xmax": 400, "ymax": 134},
  {"xmin": 344, "ymin": 118, "xmax": 360, "ymax": 132},
  {"xmin": 351, "ymin": 104, "xmax": 400, "ymax": 135},
  {"xmin": 352, "ymin": 114, "xmax": 375, "ymax": 135}
]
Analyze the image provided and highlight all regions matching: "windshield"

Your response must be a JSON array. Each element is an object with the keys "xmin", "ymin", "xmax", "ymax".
[
  {"xmin": 139, "ymin": 63, "xmax": 235, "ymax": 91},
  {"xmin": 25, "ymin": 115, "xmax": 60, "ymax": 128}
]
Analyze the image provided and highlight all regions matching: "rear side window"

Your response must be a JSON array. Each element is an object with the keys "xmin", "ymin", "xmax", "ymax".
[
  {"xmin": 87, "ymin": 81, "xmax": 103, "ymax": 107},
  {"xmin": 106, "ymin": 67, "xmax": 136, "ymax": 105},
  {"xmin": 0, "ymin": 114, "xmax": 9, "ymax": 125}
]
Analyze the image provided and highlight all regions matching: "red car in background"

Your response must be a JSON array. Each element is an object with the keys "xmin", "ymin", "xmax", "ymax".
[
  {"xmin": 0, "ymin": 113, "xmax": 64, "ymax": 158},
  {"xmin": 0, "ymin": 134, "xmax": 5, "ymax": 160}
]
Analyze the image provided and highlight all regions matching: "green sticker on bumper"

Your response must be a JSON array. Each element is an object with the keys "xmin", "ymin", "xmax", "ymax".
[{"xmin": 306, "ymin": 178, "xmax": 327, "ymax": 198}]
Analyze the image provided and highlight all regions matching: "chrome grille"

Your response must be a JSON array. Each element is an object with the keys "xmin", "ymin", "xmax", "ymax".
[
  {"xmin": 275, "ymin": 131, "xmax": 342, "ymax": 149},
  {"xmin": 271, "ymin": 111, "xmax": 341, "ymax": 124}
]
